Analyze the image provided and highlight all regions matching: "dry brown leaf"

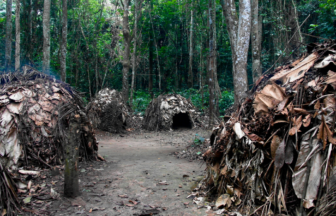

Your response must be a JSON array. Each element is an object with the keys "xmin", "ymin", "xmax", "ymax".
[
  {"xmin": 314, "ymin": 100, "xmax": 321, "ymax": 110},
  {"xmin": 260, "ymin": 83, "xmax": 286, "ymax": 102},
  {"xmin": 255, "ymin": 93, "xmax": 280, "ymax": 108},
  {"xmin": 275, "ymin": 139, "xmax": 286, "ymax": 169},
  {"xmin": 9, "ymin": 91, "xmax": 24, "ymax": 102},
  {"xmin": 7, "ymin": 102, "xmax": 23, "ymax": 114},
  {"xmin": 317, "ymin": 116, "xmax": 336, "ymax": 149},
  {"xmin": 273, "ymin": 119, "xmax": 289, "ymax": 125},
  {"xmin": 234, "ymin": 188, "xmax": 242, "ymax": 198},
  {"xmin": 277, "ymin": 97, "xmax": 290, "ymax": 111},
  {"xmin": 314, "ymin": 54, "xmax": 336, "ymax": 69},
  {"xmin": 221, "ymin": 165, "xmax": 228, "ymax": 176},
  {"xmin": 285, "ymin": 138, "xmax": 294, "ymax": 165},
  {"xmin": 307, "ymin": 80, "xmax": 317, "ymax": 87},
  {"xmin": 325, "ymin": 70, "xmax": 336, "ymax": 84},
  {"xmin": 271, "ymin": 52, "xmax": 318, "ymax": 83},
  {"xmin": 129, "ymin": 200, "xmax": 138, "ymax": 205},
  {"xmin": 215, "ymin": 194, "xmax": 232, "ymax": 208},
  {"xmin": 303, "ymin": 199, "xmax": 315, "ymax": 209},
  {"xmin": 271, "ymin": 135, "xmax": 281, "ymax": 159},
  {"xmin": 293, "ymin": 108, "xmax": 310, "ymax": 115},
  {"xmin": 243, "ymin": 128, "xmax": 263, "ymax": 141},
  {"xmin": 303, "ymin": 115, "xmax": 311, "ymax": 127},
  {"xmin": 289, "ymin": 115, "xmax": 303, "ymax": 136}
]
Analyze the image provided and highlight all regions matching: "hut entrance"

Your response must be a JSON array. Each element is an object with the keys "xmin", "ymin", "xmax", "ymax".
[{"xmin": 172, "ymin": 112, "xmax": 192, "ymax": 129}]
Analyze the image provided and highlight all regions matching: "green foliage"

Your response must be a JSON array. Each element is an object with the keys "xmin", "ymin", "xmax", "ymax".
[
  {"xmin": 132, "ymin": 90, "xmax": 152, "ymax": 115},
  {"xmin": 131, "ymin": 88, "xmax": 234, "ymax": 116},
  {"xmin": 193, "ymin": 133, "xmax": 205, "ymax": 145}
]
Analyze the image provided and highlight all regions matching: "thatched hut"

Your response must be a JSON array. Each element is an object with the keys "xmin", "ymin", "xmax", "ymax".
[
  {"xmin": 143, "ymin": 94, "xmax": 199, "ymax": 131},
  {"xmin": 195, "ymin": 40, "xmax": 336, "ymax": 215},
  {"xmin": 86, "ymin": 88, "xmax": 129, "ymax": 133},
  {"xmin": 0, "ymin": 66, "xmax": 99, "ymax": 171}
]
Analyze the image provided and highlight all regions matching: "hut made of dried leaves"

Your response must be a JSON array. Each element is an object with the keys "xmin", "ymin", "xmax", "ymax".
[
  {"xmin": 86, "ymin": 88, "xmax": 129, "ymax": 133},
  {"xmin": 196, "ymin": 40, "xmax": 336, "ymax": 215},
  {"xmin": 0, "ymin": 66, "xmax": 99, "ymax": 171},
  {"xmin": 143, "ymin": 94, "xmax": 199, "ymax": 131}
]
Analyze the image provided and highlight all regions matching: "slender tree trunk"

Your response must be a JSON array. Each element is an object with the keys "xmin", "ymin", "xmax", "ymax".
[
  {"xmin": 148, "ymin": 0, "xmax": 153, "ymax": 96},
  {"xmin": 64, "ymin": 114, "xmax": 80, "ymax": 198},
  {"xmin": 234, "ymin": 0, "xmax": 251, "ymax": 102},
  {"xmin": 15, "ymin": 0, "xmax": 20, "ymax": 71},
  {"xmin": 130, "ymin": 0, "xmax": 139, "ymax": 107},
  {"xmin": 122, "ymin": 0, "xmax": 131, "ymax": 102},
  {"xmin": 94, "ymin": 1, "xmax": 104, "ymax": 93},
  {"xmin": 5, "ymin": 0, "xmax": 13, "ymax": 70},
  {"xmin": 149, "ymin": 11, "xmax": 161, "ymax": 91},
  {"xmin": 211, "ymin": 0, "xmax": 220, "ymax": 117},
  {"xmin": 60, "ymin": 0, "xmax": 67, "ymax": 81},
  {"xmin": 251, "ymin": 0, "xmax": 262, "ymax": 82},
  {"xmin": 42, "ymin": 0, "xmax": 51, "ymax": 73},
  {"xmin": 208, "ymin": 0, "xmax": 215, "ymax": 126},
  {"xmin": 188, "ymin": 4, "xmax": 194, "ymax": 88},
  {"xmin": 28, "ymin": 0, "xmax": 32, "ymax": 63},
  {"xmin": 221, "ymin": 0, "xmax": 251, "ymax": 103},
  {"xmin": 200, "ymin": 35, "xmax": 204, "ymax": 106}
]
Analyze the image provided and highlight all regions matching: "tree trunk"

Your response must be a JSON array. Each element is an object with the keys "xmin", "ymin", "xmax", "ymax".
[
  {"xmin": 148, "ymin": 0, "xmax": 153, "ymax": 96},
  {"xmin": 149, "ymin": 9, "xmax": 161, "ymax": 91},
  {"xmin": 15, "ymin": 0, "xmax": 20, "ymax": 71},
  {"xmin": 64, "ymin": 114, "xmax": 80, "ymax": 198},
  {"xmin": 60, "ymin": 0, "xmax": 67, "ymax": 81},
  {"xmin": 94, "ymin": 1, "xmax": 104, "ymax": 93},
  {"xmin": 211, "ymin": 0, "xmax": 220, "ymax": 117},
  {"xmin": 42, "ymin": 0, "xmax": 51, "ymax": 73},
  {"xmin": 208, "ymin": 0, "xmax": 215, "ymax": 126},
  {"xmin": 251, "ymin": 0, "xmax": 262, "ymax": 82},
  {"xmin": 5, "ymin": 0, "xmax": 13, "ymax": 71},
  {"xmin": 130, "ymin": 0, "xmax": 139, "ymax": 107},
  {"xmin": 188, "ymin": 5, "xmax": 194, "ymax": 88},
  {"xmin": 122, "ymin": 0, "xmax": 131, "ymax": 102},
  {"xmin": 221, "ymin": 0, "xmax": 251, "ymax": 104},
  {"xmin": 27, "ymin": 0, "xmax": 32, "ymax": 63}
]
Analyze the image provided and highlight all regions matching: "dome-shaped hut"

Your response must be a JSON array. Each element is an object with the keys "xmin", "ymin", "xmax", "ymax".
[
  {"xmin": 86, "ymin": 88, "xmax": 129, "ymax": 133},
  {"xmin": 0, "ymin": 66, "xmax": 99, "ymax": 170},
  {"xmin": 143, "ymin": 94, "xmax": 199, "ymax": 131},
  {"xmin": 197, "ymin": 40, "xmax": 336, "ymax": 215}
]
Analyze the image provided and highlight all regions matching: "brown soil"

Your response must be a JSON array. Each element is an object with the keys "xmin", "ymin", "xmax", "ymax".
[{"xmin": 42, "ymin": 128, "xmax": 212, "ymax": 215}]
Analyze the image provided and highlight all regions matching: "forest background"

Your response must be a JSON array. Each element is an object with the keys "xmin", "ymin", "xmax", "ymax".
[{"xmin": 0, "ymin": 0, "xmax": 335, "ymax": 119}]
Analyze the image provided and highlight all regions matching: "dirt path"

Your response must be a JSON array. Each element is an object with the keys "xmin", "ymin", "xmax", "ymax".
[{"xmin": 49, "ymin": 129, "xmax": 211, "ymax": 216}]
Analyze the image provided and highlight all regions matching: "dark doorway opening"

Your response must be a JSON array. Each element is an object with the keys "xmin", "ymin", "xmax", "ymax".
[{"xmin": 172, "ymin": 112, "xmax": 193, "ymax": 129}]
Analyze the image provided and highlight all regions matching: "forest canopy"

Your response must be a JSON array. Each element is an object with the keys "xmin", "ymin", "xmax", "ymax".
[{"xmin": 0, "ymin": 0, "xmax": 335, "ymax": 118}]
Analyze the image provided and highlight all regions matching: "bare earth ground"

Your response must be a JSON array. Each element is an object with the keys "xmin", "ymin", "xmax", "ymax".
[{"xmin": 44, "ymin": 128, "xmax": 213, "ymax": 216}]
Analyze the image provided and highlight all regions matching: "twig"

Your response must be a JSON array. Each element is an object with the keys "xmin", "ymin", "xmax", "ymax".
[{"xmin": 302, "ymin": 33, "xmax": 329, "ymax": 41}]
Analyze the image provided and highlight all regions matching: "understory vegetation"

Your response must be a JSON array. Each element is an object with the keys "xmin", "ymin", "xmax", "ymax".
[{"xmin": 132, "ymin": 88, "xmax": 234, "ymax": 115}]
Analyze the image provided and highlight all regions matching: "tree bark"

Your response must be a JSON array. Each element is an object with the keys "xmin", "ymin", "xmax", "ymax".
[
  {"xmin": 27, "ymin": 0, "xmax": 32, "ymax": 63},
  {"xmin": 42, "ymin": 0, "xmax": 51, "ymax": 74},
  {"xmin": 188, "ymin": 4, "xmax": 194, "ymax": 88},
  {"xmin": 251, "ymin": 0, "xmax": 262, "ymax": 82},
  {"xmin": 148, "ymin": 0, "xmax": 153, "ymax": 96},
  {"xmin": 64, "ymin": 114, "xmax": 80, "ymax": 198},
  {"xmin": 5, "ymin": 0, "xmax": 13, "ymax": 70},
  {"xmin": 122, "ymin": 0, "xmax": 131, "ymax": 102},
  {"xmin": 208, "ymin": 0, "xmax": 215, "ymax": 126},
  {"xmin": 211, "ymin": 0, "xmax": 220, "ymax": 117},
  {"xmin": 130, "ymin": 0, "xmax": 139, "ymax": 107},
  {"xmin": 60, "ymin": 0, "xmax": 67, "ymax": 81},
  {"xmin": 15, "ymin": 0, "xmax": 20, "ymax": 71},
  {"xmin": 221, "ymin": 0, "xmax": 251, "ymax": 104}
]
